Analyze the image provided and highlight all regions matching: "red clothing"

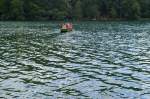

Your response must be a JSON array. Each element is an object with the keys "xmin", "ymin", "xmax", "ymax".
[
  {"xmin": 61, "ymin": 23, "xmax": 73, "ymax": 30},
  {"xmin": 66, "ymin": 23, "xmax": 72, "ymax": 29}
]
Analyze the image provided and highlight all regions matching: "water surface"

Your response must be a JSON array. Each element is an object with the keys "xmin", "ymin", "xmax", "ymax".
[{"xmin": 0, "ymin": 21, "xmax": 150, "ymax": 99}]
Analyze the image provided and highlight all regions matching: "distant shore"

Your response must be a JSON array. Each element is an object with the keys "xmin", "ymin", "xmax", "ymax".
[{"xmin": 0, "ymin": 18, "xmax": 150, "ymax": 22}]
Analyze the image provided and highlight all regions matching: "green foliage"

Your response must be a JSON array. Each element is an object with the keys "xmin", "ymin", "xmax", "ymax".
[
  {"xmin": 139, "ymin": 0, "xmax": 150, "ymax": 18},
  {"xmin": 73, "ymin": 0, "xmax": 82, "ymax": 20},
  {"xmin": 0, "ymin": 0, "xmax": 11, "ymax": 20},
  {"xmin": 109, "ymin": 7, "xmax": 117, "ymax": 18},
  {"xmin": 0, "ymin": 0, "xmax": 149, "ymax": 20},
  {"xmin": 122, "ymin": 0, "xmax": 141, "ymax": 19},
  {"xmin": 10, "ymin": 0, "xmax": 24, "ymax": 20},
  {"xmin": 82, "ymin": 0, "xmax": 99, "ymax": 19}
]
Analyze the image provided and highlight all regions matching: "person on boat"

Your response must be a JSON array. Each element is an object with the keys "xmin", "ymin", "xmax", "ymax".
[
  {"xmin": 66, "ymin": 23, "xmax": 73, "ymax": 30},
  {"xmin": 61, "ymin": 24, "xmax": 67, "ymax": 29}
]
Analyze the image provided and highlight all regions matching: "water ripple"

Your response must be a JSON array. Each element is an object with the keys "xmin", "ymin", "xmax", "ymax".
[{"xmin": 0, "ymin": 21, "xmax": 150, "ymax": 98}]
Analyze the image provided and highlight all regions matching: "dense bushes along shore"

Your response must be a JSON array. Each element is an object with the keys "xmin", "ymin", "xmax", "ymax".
[{"xmin": 0, "ymin": 0, "xmax": 150, "ymax": 20}]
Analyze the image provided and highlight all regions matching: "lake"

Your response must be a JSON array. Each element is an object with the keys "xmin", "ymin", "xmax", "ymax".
[{"xmin": 0, "ymin": 21, "xmax": 150, "ymax": 99}]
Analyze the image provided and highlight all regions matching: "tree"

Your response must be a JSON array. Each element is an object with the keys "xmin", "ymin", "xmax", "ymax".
[
  {"xmin": 108, "ymin": 0, "xmax": 118, "ymax": 18},
  {"xmin": 0, "ymin": 0, "xmax": 149, "ymax": 20},
  {"xmin": 99, "ymin": 0, "xmax": 109, "ymax": 17},
  {"xmin": 51, "ymin": 0, "xmax": 69, "ymax": 20},
  {"xmin": 122, "ymin": 0, "xmax": 141, "ymax": 19},
  {"xmin": 140, "ymin": 0, "xmax": 150, "ymax": 18},
  {"xmin": 0, "ymin": 0, "xmax": 11, "ymax": 20},
  {"xmin": 82, "ymin": 0, "xmax": 99, "ymax": 19},
  {"xmin": 0, "ymin": 0, "xmax": 5, "ymax": 17},
  {"xmin": 109, "ymin": 7, "xmax": 117, "ymax": 18},
  {"xmin": 73, "ymin": 0, "xmax": 82, "ymax": 20},
  {"xmin": 10, "ymin": 0, "xmax": 24, "ymax": 20}
]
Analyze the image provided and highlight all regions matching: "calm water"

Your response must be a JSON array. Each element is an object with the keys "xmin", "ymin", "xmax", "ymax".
[{"xmin": 0, "ymin": 21, "xmax": 150, "ymax": 99}]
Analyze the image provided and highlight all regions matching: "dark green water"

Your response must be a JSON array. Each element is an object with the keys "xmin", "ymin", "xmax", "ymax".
[{"xmin": 0, "ymin": 21, "xmax": 150, "ymax": 99}]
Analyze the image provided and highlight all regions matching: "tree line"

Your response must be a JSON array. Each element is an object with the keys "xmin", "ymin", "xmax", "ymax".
[{"xmin": 0, "ymin": 0, "xmax": 150, "ymax": 20}]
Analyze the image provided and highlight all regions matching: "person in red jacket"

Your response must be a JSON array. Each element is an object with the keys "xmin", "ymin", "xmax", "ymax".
[{"xmin": 66, "ymin": 23, "xmax": 73, "ymax": 30}]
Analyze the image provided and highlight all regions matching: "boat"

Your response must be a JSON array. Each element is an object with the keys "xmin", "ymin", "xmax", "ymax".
[
  {"xmin": 61, "ymin": 23, "xmax": 73, "ymax": 33},
  {"xmin": 61, "ymin": 28, "xmax": 72, "ymax": 32}
]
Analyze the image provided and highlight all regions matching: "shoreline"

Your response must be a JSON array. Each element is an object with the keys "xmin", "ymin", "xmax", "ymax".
[{"xmin": 0, "ymin": 18, "xmax": 150, "ymax": 22}]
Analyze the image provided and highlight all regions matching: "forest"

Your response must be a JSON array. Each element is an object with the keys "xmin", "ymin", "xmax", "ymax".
[{"xmin": 0, "ymin": 0, "xmax": 150, "ymax": 20}]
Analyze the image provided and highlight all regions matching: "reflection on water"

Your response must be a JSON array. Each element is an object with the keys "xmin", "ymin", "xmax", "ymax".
[{"xmin": 0, "ymin": 21, "xmax": 150, "ymax": 99}]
